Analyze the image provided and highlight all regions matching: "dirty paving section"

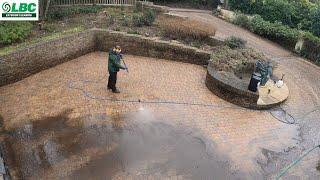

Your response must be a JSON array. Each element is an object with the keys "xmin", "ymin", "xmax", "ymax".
[
  {"xmin": 3, "ymin": 109, "xmax": 239, "ymax": 179},
  {"xmin": 0, "ymin": 52, "xmax": 303, "ymax": 179}
]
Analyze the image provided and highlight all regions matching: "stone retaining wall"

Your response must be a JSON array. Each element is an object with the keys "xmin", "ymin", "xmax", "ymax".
[
  {"xmin": 0, "ymin": 29, "xmax": 211, "ymax": 87},
  {"xmin": 136, "ymin": 1, "xmax": 169, "ymax": 13},
  {"xmin": 94, "ymin": 29, "xmax": 211, "ymax": 65},
  {"xmin": 0, "ymin": 30, "xmax": 96, "ymax": 86}
]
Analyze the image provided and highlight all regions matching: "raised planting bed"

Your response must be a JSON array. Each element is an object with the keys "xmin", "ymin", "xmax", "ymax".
[{"xmin": 206, "ymin": 46, "xmax": 289, "ymax": 109}]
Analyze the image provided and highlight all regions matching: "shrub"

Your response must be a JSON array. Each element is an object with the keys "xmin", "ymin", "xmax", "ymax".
[
  {"xmin": 127, "ymin": 29, "xmax": 139, "ymax": 35},
  {"xmin": 42, "ymin": 23, "xmax": 56, "ymax": 32},
  {"xmin": 230, "ymin": 12, "xmax": 320, "ymax": 65},
  {"xmin": 152, "ymin": 0, "xmax": 221, "ymax": 9},
  {"xmin": 210, "ymin": 46, "xmax": 268, "ymax": 73},
  {"xmin": 113, "ymin": 27, "xmax": 121, "ymax": 31},
  {"xmin": 309, "ymin": 7, "xmax": 320, "ymax": 37},
  {"xmin": 132, "ymin": 13, "xmax": 144, "ymax": 27},
  {"xmin": 132, "ymin": 9, "xmax": 156, "ymax": 27},
  {"xmin": 0, "ymin": 22, "xmax": 33, "ymax": 45},
  {"xmin": 229, "ymin": 0, "xmax": 255, "ymax": 14},
  {"xmin": 143, "ymin": 9, "xmax": 156, "ymax": 26},
  {"xmin": 225, "ymin": 36, "xmax": 247, "ymax": 49},
  {"xmin": 48, "ymin": 6, "xmax": 103, "ymax": 20},
  {"xmin": 300, "ymin": 32, "xmax": 320, "ymax": 65},
  {"xmin": 107, "ymin": 12, "xmax": 116, "ymax": 25},
  {"xmin": 121, "ymin": 15, "xmax": 131, "ymax": 26},
  {"xmin": 233, "ymin": 13, "xmax": 251, "ymax": 29},
  {"xmin": 249, "ymin": 15, "xmax": 300, "ymax": 50},
  {"xmin": 229, "ymin": 0, "xmax": 320, "ymax": 37},
  {"xmin": 158, "ymin": 16, "xmax": 216, "ymax": 42}
]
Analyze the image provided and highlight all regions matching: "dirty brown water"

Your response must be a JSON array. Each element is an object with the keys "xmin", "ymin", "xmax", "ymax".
[{"xmin": 3, "ymin": 108, "xmax": 238, "ymax": 179}]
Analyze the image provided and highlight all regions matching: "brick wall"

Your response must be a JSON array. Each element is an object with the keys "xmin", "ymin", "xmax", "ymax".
[
  {"xmin": 0, "ymin": 30, "xmax": 96, "ymax": 86},
  {"xmin": 0, "ymin": 29, "xmax": 211, "ymax": 87},
  {"xmin": 94, "ymin": 29, "xmax": 211, "ymax": 65}
]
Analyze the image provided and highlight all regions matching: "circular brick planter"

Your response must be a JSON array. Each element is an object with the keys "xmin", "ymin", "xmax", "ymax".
[{"xmin": 205, "ymin": 62, "xmax": 289, "ymax": 109}]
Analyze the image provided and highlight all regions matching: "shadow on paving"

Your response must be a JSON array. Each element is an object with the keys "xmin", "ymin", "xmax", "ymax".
[{"xmin": 2, "ymin": 109, "xmax": 251, "ymax": 179}]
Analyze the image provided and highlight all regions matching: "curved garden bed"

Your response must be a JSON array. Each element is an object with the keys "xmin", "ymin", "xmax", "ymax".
[{"xmin": 205, "ymin": 46, "xmax": 288, "ymax": 109}]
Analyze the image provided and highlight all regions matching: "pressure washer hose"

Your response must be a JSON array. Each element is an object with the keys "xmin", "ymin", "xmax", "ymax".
[
  {"xmin": 275, "ymin": 144, "xmax": 320, "ymax": 180},
  {"xmin": 67, "ymin": 74, "xmax": 320, "ymax": 179}
]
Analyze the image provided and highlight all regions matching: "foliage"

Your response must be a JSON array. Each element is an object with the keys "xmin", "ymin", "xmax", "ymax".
[
  {"xmin": 48, "ymin": 6, "xmax": 103, "ymax": 20},
  {"xmin": 121, "ymin": 15, "xmax": 131, "ymax": 26},
  {"xmin": 233, "ymin": 12, "xmax": 252, "ymax": 29},
  {"xmin": 228, "ymin": 0, "xmax": 255, "ymax": 14},
  {"xmin": 0, "ymin": 22, "xmax": 33, "ymax": 45},
  {"xmin": 0, "ymin": 27, "xmax": 84, "ymax": 56},
  {"xmin": 132, "ymin": 9, "xmax": 156, "ymax": 27},
  {"xmin": 210, "ymin": 46, "xmax": 267, "ymax": 72},
  {"xmin": 132, "ymin": 13, "xmax": 145, "ymax": 27},
  {"xmin": 113, "ymin": 26, "xmax": 121, "ymax": 31},
  {"xmin": 158, "ymin": 16, "xmax": 216, "ymax": 42},
  {"xmin": 107, "ymin": 12, "xmax": 116, "ymax": 25},
  {"xmin": 143, "ymin": 9, "xmax": 156, "ymax": 26},
  {"xmin": 225, "ymin": 36, "xmax": 247, "ymax": 49},
  {"xmin": 42, "ymin": 23, "xmax": 56, "ymax": 32},
  {"xmin": 309, "ymin": 7, "xmax": 320, "ymax": 36},
  {"xmin": 300, "ymin": 32, "xmax": 320, "ymax": 64},
  {"xmin": 249, "ymin": 15, "xmax": 300, "ymax": 50},
  {"xmin": 229, "ymin": 0, "xmax": 320, "ymax": 37},
  {"xmin": 151, "ymin": 0, "xmax": 221, "ymax": 9},
  {"xmin": 127, "ymin": 29, "xmax": 140, "ymax": 35},
  {"xmin": 231, "ymin": 11, "xmax": 320, "ymax": 65}
]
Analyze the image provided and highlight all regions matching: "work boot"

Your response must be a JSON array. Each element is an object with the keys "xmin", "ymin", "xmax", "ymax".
[
  {"xmin": 107, "ymin": 86, "xmax": 112, "ymax": 90},
  {"xmin": 112, "ymin": 89, "xmax": 120, "ymax": 93}
]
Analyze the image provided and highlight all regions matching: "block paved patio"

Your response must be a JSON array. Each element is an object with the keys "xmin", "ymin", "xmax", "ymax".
[{"xmin": 0, "ymin": 52, "xmax": 304, "ymax": 179}]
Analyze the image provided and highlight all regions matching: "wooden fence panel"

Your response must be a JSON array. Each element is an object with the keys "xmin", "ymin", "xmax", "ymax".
[{"xmin": 52, "ymin": 0, "xmax": 136, "ymax": 6}]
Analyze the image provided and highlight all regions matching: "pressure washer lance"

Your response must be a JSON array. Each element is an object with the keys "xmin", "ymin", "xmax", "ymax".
[{"xmin": 120, "ymin": 54, "xmax": 129, "ymax": 73}]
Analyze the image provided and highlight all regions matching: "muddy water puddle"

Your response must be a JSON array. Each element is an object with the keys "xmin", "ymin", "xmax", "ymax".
[{"xmin": 3, "ymin": 109, "xmax": 235, "ymax": 179}]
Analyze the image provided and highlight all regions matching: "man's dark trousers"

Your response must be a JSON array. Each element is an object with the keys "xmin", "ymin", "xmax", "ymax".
[{"xmin": 107, "ymin": 72, "xmax": 117, "ymax": 91}]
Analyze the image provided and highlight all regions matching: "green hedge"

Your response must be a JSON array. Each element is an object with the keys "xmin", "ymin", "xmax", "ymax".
[
  {"xmin": 48, "ymin": 6, "xmax": 103, "ymax": 20},
  {"xmin": 151, "ymin": 0, "xmax": 221, "ymax": 9},
  {"xmin": 249, "ymin": 15, "xmax": 300, "ymax": 50},
  {"xmin": 0, "ymin": 22, "xmax": 33, "ymax": 45},
  {"xmin": 229, "ymin": 0, "xmax": 320, "ymax": 38},
  {"xmin": 232, "ymin": 12, "xmax": 320, "ymax": 65},
  {"xmin": 233, "ymin": 14, "xmax": 300, "ymax": 50}
]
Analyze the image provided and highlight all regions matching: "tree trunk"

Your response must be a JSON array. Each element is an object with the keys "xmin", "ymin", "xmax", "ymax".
[
  {"xmin": 224, "ymin": 0, "xmax": 229, "ymax": 10},
  {"xmin": 44, "ymin": 0, "xmax": 51, "ymax": 19}
]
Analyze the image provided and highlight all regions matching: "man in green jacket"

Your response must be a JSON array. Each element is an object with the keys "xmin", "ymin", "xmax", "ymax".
[{"xmin": 107, "ymin": 46, "xmax": 127, "ymax": 93}]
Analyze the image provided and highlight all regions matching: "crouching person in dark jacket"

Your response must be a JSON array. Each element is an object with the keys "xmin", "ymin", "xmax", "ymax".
[{"xmin": 107, "ymin": 46, "xmax": 127, "ymax": 93}]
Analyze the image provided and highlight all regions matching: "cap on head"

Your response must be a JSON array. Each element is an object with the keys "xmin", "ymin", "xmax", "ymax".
[{"xmin": 114, "ymin": 45, "xmax": 122, "ymax": 54}]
